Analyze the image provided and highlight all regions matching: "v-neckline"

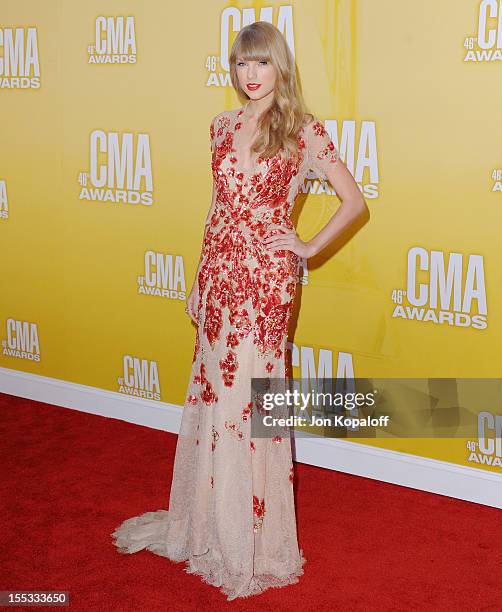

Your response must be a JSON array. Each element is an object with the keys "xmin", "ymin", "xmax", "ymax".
[{"xmin": 230, "ymin": 102, "xmax": 260, "ymax": 182}]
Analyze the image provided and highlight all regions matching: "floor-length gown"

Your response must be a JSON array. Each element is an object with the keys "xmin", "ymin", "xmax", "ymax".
[{"xmin": 111, "ymin": 102, "xmax": 341, "ymax": 600}]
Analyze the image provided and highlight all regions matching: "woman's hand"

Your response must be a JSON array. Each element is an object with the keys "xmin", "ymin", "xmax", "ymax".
[
  {"xmin": 185, "ymin": 283, "xmax": 199, "ymax": 325},
  {"xmin": 262, "ymin": 226, "xmax": 316, "ymax": 259}
]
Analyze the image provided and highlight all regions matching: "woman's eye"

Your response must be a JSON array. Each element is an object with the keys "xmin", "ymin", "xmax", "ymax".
[{"xmin": 236, "ymin": 61, "xmax": 268, "ymax": 67}]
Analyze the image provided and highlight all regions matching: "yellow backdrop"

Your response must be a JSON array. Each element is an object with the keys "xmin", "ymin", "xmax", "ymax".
[{"xmin": 1, "ymin": 1, "xmax": 501, "ymax": 477}]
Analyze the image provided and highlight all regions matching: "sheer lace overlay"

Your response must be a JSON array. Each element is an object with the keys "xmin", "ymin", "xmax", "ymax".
[{"xmin": 111, "ymin": 106, "xmax": 340, "ymax": 601}]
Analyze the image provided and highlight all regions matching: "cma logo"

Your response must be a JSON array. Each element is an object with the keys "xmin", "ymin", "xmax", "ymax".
[
  {"xmin": 478, "ymin": 411, "xmax": 502, "ymax": 457},
  {"xmin": 464, "ymin": 0, "xmax": 502, "ymax": 61},
  {"xmin": 303, "ymin": 120, "xmax": 379, "ymax": 199},
  {"xmin": 0, "ymin": 27, "xmax": 40, "ymax": 88},
  {"xmin": 88, "ymin": 16, "xmax": 137, "ymax": 64},
  {"xmin": 0, "ymin": 180, "xmax": 8, "ymax": 219},
  {"xmin": 392, "ymin": 248, "xmax": 487, "ymax": 329},
  {"xmin": 466, "ymin": 411, "xmax": 502, "ymax": 468},
  {"xmin": 2, "ymin": 319, "xmax": 41, "ymax": 361},
  {"xmin": 286, "ymin": 343, "xmax": 360, "ymax": 429},
  {"xmin": 138, "ymin": 251, "xmax": 187, "ymax": 300},
  {"xmin": 118, "ymin": 355, "xmax": 161, "ymax": 401},
  {"xmin": 206, "ymin": 6, "xmax": 294, "ymax": 86},
  {"xmin": 287, "ymin": 343, "xmax": 354, "ymax": 379},
  {"xmin": 78, "ymin": 130, "xmax": 153, "ymax": 205},
  {"xmin": 477, "ymin": 0, "xmax": 502, "ymax": 49}
]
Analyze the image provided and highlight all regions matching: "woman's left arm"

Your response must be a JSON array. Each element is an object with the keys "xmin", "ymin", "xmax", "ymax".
[{"xmin": 264, "ymin": 117, "xmax": 369, "ymax": 258}]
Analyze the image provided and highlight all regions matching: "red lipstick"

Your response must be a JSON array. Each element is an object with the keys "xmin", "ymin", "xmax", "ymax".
[{"xmin": 246, "ymin": 83, "xmax": 261, "ymax": 91}]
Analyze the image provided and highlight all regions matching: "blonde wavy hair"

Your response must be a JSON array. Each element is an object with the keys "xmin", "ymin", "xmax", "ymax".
[{"xmin": 229, "ymin": 21, "xmax": 313, "ymax": 161}]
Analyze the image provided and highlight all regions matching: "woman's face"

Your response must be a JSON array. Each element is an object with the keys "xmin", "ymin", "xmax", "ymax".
[{"xmin": 235, "ymin": 57, "xmax": 276, "ymax": 102}]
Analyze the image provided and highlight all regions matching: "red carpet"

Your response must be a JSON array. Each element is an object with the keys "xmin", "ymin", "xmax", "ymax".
[{"xmin": 1, "ymin": 392, "xmax": 500, "ymax": 610}]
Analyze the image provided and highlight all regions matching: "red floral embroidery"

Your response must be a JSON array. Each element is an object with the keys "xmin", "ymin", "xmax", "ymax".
[
  {"xmin": 272, "ymin": 435, "xmax": 283, "ymax": 444},
  {"xmin": 242, "ymin": 401, "xmax": 253, "ymax": 421},
  {"xmin": 286, "ymin": 281, "xmax": 296, "ymax": 296},
  {"xmin": 251, "ymin": 153, "xmax": 300, "ymax": 209},
  {"xmin": 289, "ymin": 465, "xmax": 294, "ymax": 483},
  {"xmin": 219, "ymin": 349, "xmax": 238, "ymax": 387},
  {"xmin": 192, "ymin": 328, "xmax": 200, "ymax": 363},
  {"xmin": 253, "ymin": 495, "xmax": 265, "ymax": 532},
  {"xmin": 201, "ymin": 384, "xmax": 217, "ymax": 405},
  {"xmin": 229, "ymin": 308, "xmax": 252, "ymax": 340},
  {"xmin": 213, "ymin": 114, "xmax": 231, "ymax": 139},
  {"xmin": 254, "ymin": 296, "xmax": 292, "ymax": 356},
  {"xmin": 194, "ymin": 362, "xmax": 218, "ymax": 406},
  {"xmin": 203, "ymin": 295, "xmax": 223, "ymax": 347},
  {"xmin": 311, "ymin": 120, "xmax": 339, "ymax": 165},
  {"xmin": 226, "ymin": 331, "xmax": 239, "ymax": 348},
  {"xmin": 193, "ymin": 109, "xmax": 313, "ymax": 401},
  {"xmin": 187, "ymin": 394, "xmax": 197, "ymax": 405},
  {"xmin": 317, "ymin": 141, "xmax": 338, "ymax": 163},
  {"xmin": 250, "ymin": 440, "xmax": 256, "ymax": 452},
  {"xmin": 225, "ymin": 420, "xmax": 244, "ymax": 440},
  {"xmin": 311, "ymin": 120, "xmax": 326, "ymax": 137}
]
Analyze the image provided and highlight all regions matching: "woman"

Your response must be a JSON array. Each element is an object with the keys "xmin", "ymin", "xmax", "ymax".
[{"xmin": 112, "ymin": 22, "xmax": 367, "ymax": 600}]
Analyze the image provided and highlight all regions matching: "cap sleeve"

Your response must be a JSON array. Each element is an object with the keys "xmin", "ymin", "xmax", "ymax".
[
  {"xmin": 209, "ymin": 112, "xmax": 229, "ymax": 154},
  {"xmin": 304, "ymin": 116, "xmax": 340, "ymax": 182}
]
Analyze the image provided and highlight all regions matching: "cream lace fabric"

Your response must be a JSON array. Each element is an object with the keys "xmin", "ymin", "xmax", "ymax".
[{"xmin": 111, "ymin": 105, "xmax": 340, "ymax": 600}]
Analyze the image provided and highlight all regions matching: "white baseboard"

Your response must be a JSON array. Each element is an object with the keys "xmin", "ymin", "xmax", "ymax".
[
  {"xmin": 1, "ymin": 366, "xmax": 500, "ymax": 509},
  {"xmin": 294, "ymin": 434, "xmax": 501, "ymax": 508}
]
